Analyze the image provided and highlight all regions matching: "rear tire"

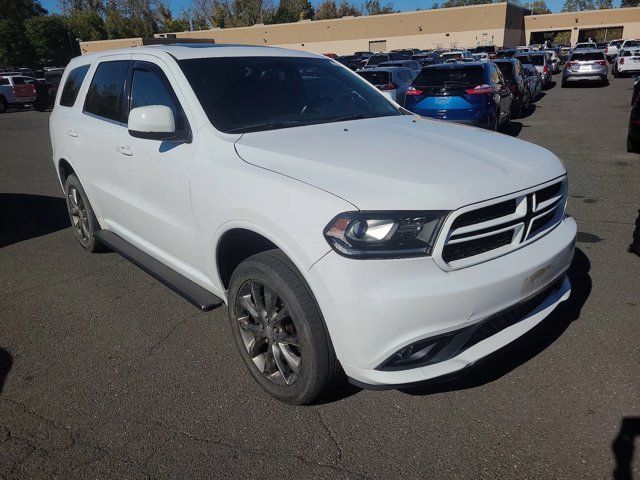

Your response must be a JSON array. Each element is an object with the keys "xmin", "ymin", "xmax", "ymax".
[
  {"xmin": 628, "ymin": 136, "xmax": 640, "ymax": 153},
  {"xmin": 561, "ymin": 79, "xmax": 567, "ymax": 88},
  {"xmin": 64, "ymin": 174, "xmax": 106, "ymax": 253},
  {"xmin": 0, "ymin": 97, "xmax": 7, "ymax": 113},
  {"xmin": 228, "ymin": 249, "xmax": 340, "ymax": 405}
]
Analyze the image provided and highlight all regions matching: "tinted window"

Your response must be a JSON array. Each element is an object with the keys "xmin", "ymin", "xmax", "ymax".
[
  {"xmin": 128, "ymin": 64, "xmax": 187, "ymax": 131},
  {"xmin": 60, "ymin": 65, "xmax": 90, "ymax": 107},
  {"xmin": 412, "ymin": 67, "xmax": 484, "ymax": 87},
  {"xmin": 12, "ymin": 77, "xmax": 30, "ymax": 85},
  {"xmin": 0, "ymin": 78, "xmax": 8, "ymax": 85},
  {"xmin": 180, "ymin": 56, "xmax": 400, "ymax": 134},
  {"xmin": 358, "ymin": 71, "xmax": 391, "ymax": 85},
  {"xmin": 570, "ymin": 52, "xmax": 605, "ymax": 61},
  {"xmin": 494, "ymin": 62, "xmax": 514, "ymax": 79},
  {"xmin": 625, "ymin": 41, "xmax": 640, "ymax": 48},
  {"xmin": 84, "ymin": 60, "xmax": 129, "ymax": 122}
]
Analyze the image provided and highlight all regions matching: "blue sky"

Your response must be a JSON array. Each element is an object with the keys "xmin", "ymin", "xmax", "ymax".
[{"xmin": 41, "ymin": 0, "xmax": 623, "ymax": 17}]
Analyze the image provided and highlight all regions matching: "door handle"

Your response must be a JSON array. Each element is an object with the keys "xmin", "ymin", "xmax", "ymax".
[
  {"xmin": 117, "ymin": 145, "xmax": 133, "ymax": 156},
  {"xmin": 66, "ymin": 129, "xmax": 78, "ymax": 137}
]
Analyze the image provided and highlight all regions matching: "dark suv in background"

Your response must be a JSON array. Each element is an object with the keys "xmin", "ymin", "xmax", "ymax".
[{"xmin": 493, "ymin": 58, "xmax": 528, "ymax": 118}]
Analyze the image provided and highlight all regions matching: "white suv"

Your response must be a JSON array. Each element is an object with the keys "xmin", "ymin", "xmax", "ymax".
[{"xmin": 50, "ymin": 45, "xmax": 577, "ymax": 404}]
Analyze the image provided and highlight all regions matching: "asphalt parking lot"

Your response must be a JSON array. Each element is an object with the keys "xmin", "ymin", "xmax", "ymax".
[{"xmin": 1, "ymin": 74, "xmax": 639, "ymax": 479}]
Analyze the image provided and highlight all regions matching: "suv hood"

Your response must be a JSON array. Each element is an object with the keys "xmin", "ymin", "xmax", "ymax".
[{"xmin": 234, "ymin": 115, "xmax": 566, "ymax": 211}]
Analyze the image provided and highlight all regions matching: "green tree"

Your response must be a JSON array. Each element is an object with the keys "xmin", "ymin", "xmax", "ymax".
[
  {"xmin": 315, "ymin": 0, "xmax": 338, "ymax": 19},
  {"xmin": 528, "ymin": 0, "xmax": 551, "ymax": 13},
  {"xmin": 621, "ymin": 0, "xmax": 639, "ymax": 6},
  {"xmin": 271, "ymin": 0, "xmax": 314, "ymax": 23},
  {"xmin": 595, "ymin": 0, "xmax": 613, "ymax": 8},
  {"xmin": 364, "ymin": 0, "xmax": 394, "ymax": 14},
  {"xmin": 0, "ymin": 0, "xmax": 46, "ymax": 66},
  {"xmin": 561, "ymin": 0, "xmax": 595, "ymax": 11},
  {"xmin": 156, "ymin": 3, "xmax": 191, "ymax": 32},
  {"xmin": 24, "ymin": 14, "xmax": 74, "ymax": 64},
  {"xmin": 65, "ymin": 9, "xmax": 107, "ymax": 41},
  {"xmin": 104, "ymin": 0, "xmax": 157, "ymax": 38},
  {"xmin": 336, "ymin": 0, "xmax": 360, "ymax": 16}
]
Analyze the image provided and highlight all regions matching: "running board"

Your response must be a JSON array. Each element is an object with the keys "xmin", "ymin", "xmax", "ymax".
[{"xmin": 95, "ymin": 230, "xmax": 223, "ymax": 311}]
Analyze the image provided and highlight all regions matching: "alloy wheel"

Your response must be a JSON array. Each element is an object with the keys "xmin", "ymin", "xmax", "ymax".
[
  {"xmin": 235, "ymin": 280, "xmax": 301, "ymax": 386},
  {"xmin": 67, "ymin": 185, "xmax": 90, "ymax": 246}
]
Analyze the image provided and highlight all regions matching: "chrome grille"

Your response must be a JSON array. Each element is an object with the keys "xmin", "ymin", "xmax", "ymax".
[{"xmin": 435, "ymin": 178, "xmax": 567, "ymax": 269}]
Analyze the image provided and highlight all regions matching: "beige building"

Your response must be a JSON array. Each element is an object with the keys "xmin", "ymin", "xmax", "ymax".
[
  {"xmin": 80, "ymin": 2, "xmax": 640, "ymax": 56},
  {"xmin": 526, "ymin": 7, "xmax": 640, "ymax": 45}
]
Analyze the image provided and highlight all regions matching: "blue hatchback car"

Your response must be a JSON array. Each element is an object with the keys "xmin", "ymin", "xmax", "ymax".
[{"xmin": 403, "ymin": 62, "xmax": 513, "ymax": 131}]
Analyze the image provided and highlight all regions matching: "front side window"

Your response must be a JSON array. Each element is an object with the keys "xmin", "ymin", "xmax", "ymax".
[
  {"xmin": 128, "ymin": 64, "xmax": 186, "ymax": 131},
  {"xmin": 179, "ymin": 56, "xmax": 400, "ymax": 134},
  {"xmin": 84, "ymin": 60, "xmax": 129, "ymax": 123},
  {"xmin": 60, "ymin": 64, "xmax": 90, "ymax": 107}
]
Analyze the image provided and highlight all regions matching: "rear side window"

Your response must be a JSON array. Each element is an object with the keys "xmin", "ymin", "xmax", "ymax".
[
  {"xmin": 570, "ymin": 52, "xmax": 605, "ymax": 61},
  {"xmin": 60, "ymin": 65, "xmax": 90, "ymax": 107},
  {"xmin": 84, "ymin": 60, "xmax": 129, "ymax": 122},
  {"xmin": 0, "ymin": 78, "xmax": 8, "ymax": 85},
  {"xmin": 412, "ymin": 67, "xmax": 484, "ymax": 87}
]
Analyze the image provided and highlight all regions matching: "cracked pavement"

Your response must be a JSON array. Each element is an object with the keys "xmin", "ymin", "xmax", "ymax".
[{"xmin": 0, "ymin": 75, "xmax": 639, "ymax": 479}]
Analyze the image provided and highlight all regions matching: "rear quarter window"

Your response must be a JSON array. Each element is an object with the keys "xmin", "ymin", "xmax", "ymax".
[
  {"xmin": 83, "ymin": 60, "xmax": 129, "ymax": 122},
  {"xmin": 60, "ymin": 65, "xmax": 90, "ymax": 107}
]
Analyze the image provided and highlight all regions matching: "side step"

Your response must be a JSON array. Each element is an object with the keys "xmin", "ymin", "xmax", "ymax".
[{"xmin": 95, "ymin": 230, "xmax": 223, "ymax": 311}]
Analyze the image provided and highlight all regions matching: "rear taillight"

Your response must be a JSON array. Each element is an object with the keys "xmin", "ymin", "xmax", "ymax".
[
  {"xmin": 543, "ymin": 65, "xmax": 549, "ymax": 73},
  {"xmin": 620, "ymin": 58, "xmax": 625, "ymax": 65},
  {"xmin": 465, "ymin": 84, "xmax": 495, "ymax": 95},
  {"xmin": 405, "ymin": 87, "xmax": 424, "ymax": 96},
  {"xmin": 509, "ymin": 84, "xmax": 516, "ymax": 94},
  {"xmin": 378, "ymin": 82, "xmax": 398, "ymax": 91},
  {"xmin": 596, "ymin": 60, "xmax": 607, "ymax": 66}
]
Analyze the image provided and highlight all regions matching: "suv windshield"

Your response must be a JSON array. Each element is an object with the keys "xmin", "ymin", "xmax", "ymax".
[
  {"xmin": 412, "ymin": 66, "xmax": 484, "ymax": 87},
  {"xmin": 366, "ymin": 55, "xmax": 390, "ymax": 66},
  {"xmin": 179, "ymin": 56, "xmax": 400, "ymax": 134},
  {"xmin": 625, "ymin": 41, "xmax": 640, "ymax": 48}
]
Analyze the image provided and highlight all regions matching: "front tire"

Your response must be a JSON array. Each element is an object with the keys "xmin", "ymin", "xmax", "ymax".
[
  {"xmin": 628, "ymin": 135, "xmax": 640, "ymax": 153},
  {"xmin": 64, "ymin": 174, "xmax": 105, "ymax": 252},
  {"xmin": 0, "ymin": 97, "xmax": 7, "ymax": 113},
  {"xmin": 228, "ymin": 250, "xmax": 339, "ymax": 405}
]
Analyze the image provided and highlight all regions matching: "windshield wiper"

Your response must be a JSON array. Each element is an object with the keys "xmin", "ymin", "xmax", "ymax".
[{"xmin": 226, "ymin": 120, "xmax": 305, "ymax": 133}]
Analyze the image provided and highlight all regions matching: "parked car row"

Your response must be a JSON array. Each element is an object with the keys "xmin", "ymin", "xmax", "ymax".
[
  {"xmin": 356, "ymin": 53, "xmax": 554, "ymax": 132},
  {"xmin": 0, "ymin": 67, "xmax": 63, "ymax": 113}
]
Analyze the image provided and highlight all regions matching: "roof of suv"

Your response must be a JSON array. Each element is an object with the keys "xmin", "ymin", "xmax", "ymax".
[{"xmin": 76, "ymin": 43, "xmax": 322, "ymax": 63}]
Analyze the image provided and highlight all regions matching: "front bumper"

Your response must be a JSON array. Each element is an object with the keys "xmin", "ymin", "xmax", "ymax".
[{"xmin": 309, "ymin": 216, "xmax": 577, "ymax": 386}]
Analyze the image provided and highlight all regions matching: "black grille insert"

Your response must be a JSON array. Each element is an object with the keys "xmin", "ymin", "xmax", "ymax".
[
  {"xmin": 536, "ymin": 182, "xmax": 563, "ymax": 204},
  {"xmin": 442, "ymin": 230, "xmax": 513, "ymax": 263},
  {"xmin": 451, "ymin": 199, "xmax": 517, "ymax": 230}
]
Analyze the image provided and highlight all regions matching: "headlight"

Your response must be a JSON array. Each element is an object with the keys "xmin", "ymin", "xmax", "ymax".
[{"xmin": 323, "ymin": 211, "xmax": 449, "ymax": 259}]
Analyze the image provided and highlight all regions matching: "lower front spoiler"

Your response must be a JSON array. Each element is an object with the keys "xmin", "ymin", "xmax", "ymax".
[{"xmin": 345, "ymin": 275, "xmax": 571, "ymax": 390}]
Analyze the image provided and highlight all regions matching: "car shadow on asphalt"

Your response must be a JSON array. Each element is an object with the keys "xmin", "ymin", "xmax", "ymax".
[
  {"xmin": 0, "ymin": 348, "xmax": 12, "ymax": 396},
  {"xmin": 613, "ymin": 416, "xmax": 640, "ymax": 480},
  {"xmin": 0, "ymin": 193, "xmax": 70, "ymax": 248},
  {"xmin": 399, "ymin": 248, "xmax": 592, "ymax": 397},
  {"xmin": 505, "ymin": 121, "xmax": 524, "ymax": 137}
]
